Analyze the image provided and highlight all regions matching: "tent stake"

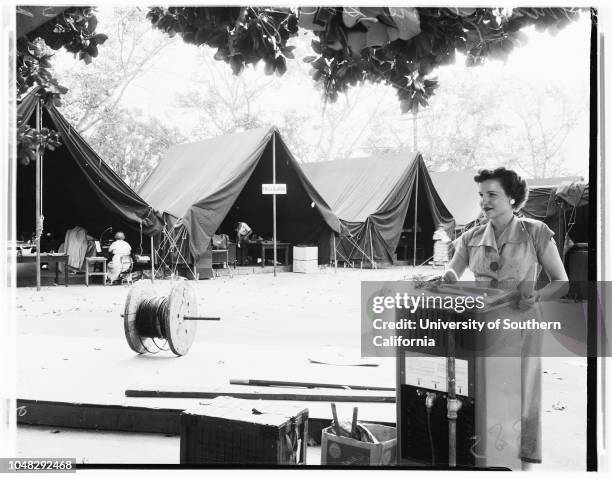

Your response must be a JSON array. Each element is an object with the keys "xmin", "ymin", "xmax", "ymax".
[{"xmin": 272, "ymin": 130, "xmax": 277, "ymax": 277}]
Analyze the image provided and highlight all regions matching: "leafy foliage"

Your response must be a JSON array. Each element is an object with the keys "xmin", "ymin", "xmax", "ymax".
[
  {"xmin": 146, "ymin": 7, "xmax": 298, "ymax": 76},
  {"xmin": 147, "ymin": 7, "xmax": 580, "ymax": 113},
  {"xmin": 16, "ymin": 7, "xmax": 107, "ymax": 165}
]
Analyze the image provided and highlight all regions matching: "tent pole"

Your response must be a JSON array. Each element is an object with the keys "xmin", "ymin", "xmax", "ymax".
[
  {"xmin": 272, "ymin": 131, "xmax": 277, "ymax": 277},
  {"xmin": 558, "ymin": 202, "xmax": 566, "ymax": 260},
  {"xmin": 413, "ymin": 164, "xmax": 419, "ymax": 267},
  {"xmin": 369, "ymin": 225, "xmax": 375, "ymax": 269},
  {"xmin": 412, "ymin": 110, "xmax": 418, "ymax": 150},
  {"xmin": 333, "ymin": 234, "xmax": 337, "ymax": 272},
  {"xmin": 150, "ymin": 235, "xmax": 155, "ymax": 284},
  {"xmin": 35, "ymin": 98, "xmax": 42, "ymax": 291}
]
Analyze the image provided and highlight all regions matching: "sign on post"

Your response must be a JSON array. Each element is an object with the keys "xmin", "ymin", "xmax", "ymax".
[{"xmin": 262, "ymin": 184, "xmax": 287, "ymax": 195}]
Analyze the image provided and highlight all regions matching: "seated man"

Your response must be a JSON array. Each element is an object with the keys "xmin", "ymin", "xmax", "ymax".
[{"xmin": 106, "ymin": 231, "xmax": 132, "ymax": 283}]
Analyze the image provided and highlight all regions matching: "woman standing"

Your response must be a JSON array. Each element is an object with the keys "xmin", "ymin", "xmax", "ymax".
[{"xmin": 444, "ymin": 167, "xmax": 568, "ymax": 469}]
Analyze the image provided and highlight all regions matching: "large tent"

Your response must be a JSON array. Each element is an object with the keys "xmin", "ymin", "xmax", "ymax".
[
  {"xmin": 522, "ymin": 180, "xmax": 589, "ymax": 257},
  {"xmin": 429, "ymin": 169, "xmax": 481, "ymax": 231},
  {"xmin": 16, "ymin": 92, "xmax": 163, "ymax": 251},
  {"xmin": 302, "ymin": 152, "xmax": 453, "ymax": 265},
  {"xmin": 138, "ymin": 127, "xmax": 342, "ymax": 277}
]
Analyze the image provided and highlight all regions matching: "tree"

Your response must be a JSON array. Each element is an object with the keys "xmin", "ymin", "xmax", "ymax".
[
  {"xmin": 53, "ymin": 7, "xmax": 184, "ymax": 188},
  {"xmin": 146, "ymin": 7, "xmax": 581, "ymax": 114},
  {"xmin": 358, "ymin": 61, "xmax": 588, "ymax": 177},
  {"xmin": 16, "ymin": 7, "xmax": 107, "ymax": 164},
  {"xmin": 504, "ymin": 83, "xmax": 587, "ymax": 177},
  {"xmin": 55, "ymin": 7, "xmax": 175, "ymax": 137},
  {"xmin": 83, "ymin": 107, "xmax": 184, "ymax": 189}
]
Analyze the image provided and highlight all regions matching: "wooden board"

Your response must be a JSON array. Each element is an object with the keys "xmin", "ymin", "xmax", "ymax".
[
  {"xmin": 125, "ymin": 386, "xmax": 395, "ymax": 403},
  {"xmin": 16, "ymin": 398, "xmax": 395, "ymax": 442}
]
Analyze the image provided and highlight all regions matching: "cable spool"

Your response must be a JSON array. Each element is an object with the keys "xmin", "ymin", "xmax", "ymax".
[{"xmin": 123, "ymin": 281, "xmax": 199, "ymax": 356}]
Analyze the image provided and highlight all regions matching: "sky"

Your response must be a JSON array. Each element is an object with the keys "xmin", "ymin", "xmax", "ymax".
[{"xmin": 52, "ymin": 6, "xmax": 592, "ymax": 177}]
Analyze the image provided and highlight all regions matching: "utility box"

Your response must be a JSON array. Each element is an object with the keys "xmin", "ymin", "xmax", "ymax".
[
  {"xmin": 180, "ymin": 396, "xmax": 308, "ymax": 465},
  {"xmin": 293, "ymin": 246, "xmax": 318, "ymax": 273}
]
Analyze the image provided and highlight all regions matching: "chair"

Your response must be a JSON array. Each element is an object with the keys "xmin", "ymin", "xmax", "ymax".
[
  {"xmin": 117, "ymin": 255, "xmax": 134, "ymax": 285},
  {"xmin": 85, "ymin": 256, "xmax": 107, "ymax": 286}
]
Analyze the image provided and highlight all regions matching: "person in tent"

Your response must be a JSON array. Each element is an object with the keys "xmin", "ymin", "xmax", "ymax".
[
  {"xmin": 442, "ymin": 167, "xmax": 568, "ymax": 469},
  {"xmin": 106, "ymin": 231, "xmax": 132, "ymax": 283}
]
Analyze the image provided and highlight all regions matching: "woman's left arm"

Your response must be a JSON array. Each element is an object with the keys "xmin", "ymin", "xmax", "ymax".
[
  {"xmin": 518, "ymin": 240, "xmax": 569, "ymax": 310},
  {"xmin": 535, "ymin": 240, "xmax": 569, "ymax": 301}
]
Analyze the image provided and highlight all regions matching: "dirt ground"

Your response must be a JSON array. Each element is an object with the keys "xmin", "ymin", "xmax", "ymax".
[{"xmin": 13, "ymin": 266, "xmax": 586, "ymax": 469}]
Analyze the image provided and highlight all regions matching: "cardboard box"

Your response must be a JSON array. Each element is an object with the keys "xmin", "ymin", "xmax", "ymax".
[
  {"xmin": 293, "ymin": 259, "xmax": 318, "ymax": 273},
  {"xmin": 321, "ymin": 423, "xmax": 397, "ymax": 466},
  {"xmin": 293, "ymin": 246, "xmax": 318, "ymax": 261}
]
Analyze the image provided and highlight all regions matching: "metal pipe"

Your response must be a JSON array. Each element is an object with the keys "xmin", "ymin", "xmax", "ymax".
[
  {"xmin": 413, "ymin": 162, "xmax": 419, "ymax": 266},
  {"xmin": 272, "ymin": 131, "xmax": 277, "ymax": 277},
  {"xmin": 447, "ymin": 327, "xmax": 461, "ymax": 467},
  {"xmin": 35, "ymin": 99, "xmax": 41, "ymax": 291},
  {"xmin": 183, "ymin": 316, "xmax": 220, "ymax": 321},
  {"xmin": 369, "ymin": 224, "xmax": 375, "ymax": 269},
  {"xmin": 150, "ymin": 236, "xmax": 155, "ymax": 284},
  {"xmin": 333, "ymin": 234, "xmax": 337, "ymax": 272}
]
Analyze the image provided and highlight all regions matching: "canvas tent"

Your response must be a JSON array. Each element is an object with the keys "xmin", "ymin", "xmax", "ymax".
[
  {"xmin": 138, "ymin": 127, "xmax": 342, "ymax": 277},
  {"xmin": 16, "ymin": 92, "xmax": 164, "ymax": 253},
  {"xmin": 521, "ymin": 180, "xmax": 589, "ymax": 258},
  {"xmin": 302, "ymin": 152, "xmax": 453, "ymax": 265},
  {"xmin": 429, "ymin": 169, "xmax": 481, "ymax": 231}
]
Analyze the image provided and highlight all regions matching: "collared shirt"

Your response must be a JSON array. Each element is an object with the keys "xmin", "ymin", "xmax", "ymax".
[{"xmin": 453, "ymin": 215, "xmax": 555, "ymax": 286}]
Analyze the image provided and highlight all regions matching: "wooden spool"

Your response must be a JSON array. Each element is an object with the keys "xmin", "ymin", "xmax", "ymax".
[
  {"xmin": 123, "ymin": 281, "xmax": 198, "ymax": 356},
  {"xmin": 165, "ymin": 281, "xmax": 197, "ymax": 356}
]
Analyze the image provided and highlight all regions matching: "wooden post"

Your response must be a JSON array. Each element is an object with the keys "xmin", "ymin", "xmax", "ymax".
[
  {"xmin": 272, "ymin": 131, "xmax": 277, "ymax": 277},
  {"xmin": 413, "ymin": 164, "xmax": 419, "ymax": 266},
  {"xmin": 150, "ymin": 236, "xmax": 155, "ymax": 284},
  {"xmin": 35, "ymin": 99, "xmax": 42, "ymax": 291}
]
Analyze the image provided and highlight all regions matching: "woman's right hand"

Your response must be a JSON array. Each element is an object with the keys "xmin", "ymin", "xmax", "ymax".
[{"xmin": 442, "ymin": 269, "xmax": 459, "ymax": 284}]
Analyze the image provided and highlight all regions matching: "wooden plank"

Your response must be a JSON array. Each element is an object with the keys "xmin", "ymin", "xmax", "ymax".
[
  {"xmin": 17, "ymin": 399, "xmax": 180, "ymax": 435},
  {"xmin": 16, "ymin": 398, "xmax": 395, "ymax": 442},
  {"xmin": 230, "ymin": 378, "xmax": 395, "ymax": 391},
  {"xmin": 125, "ymin": 389, "xmax": 396, "ymax": 403}
]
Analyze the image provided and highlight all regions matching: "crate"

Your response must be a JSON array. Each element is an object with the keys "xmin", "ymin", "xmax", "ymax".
[
  {"xmin": 293, "ymin": 246, "xmax": 318, "ymax": 261},
  {"xmin": 321, "ymin": 423, "xmax": 397, "ymax": 466},
  {"xmin": 293, "ymin": 259, "xmax": 318, "ymax": 273},
  {"xmin": 180, "ymin": 396, "xmax": 308, "ymax": 465}
]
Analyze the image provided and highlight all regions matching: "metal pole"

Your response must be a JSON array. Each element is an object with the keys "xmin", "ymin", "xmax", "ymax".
[
  {"xmin": 413, "ymin": 164, "xmax": 419, "ymax": 266},
  {"xmin": 447, "ymin": 329, "xmax": 460, "ymax": 468},
  {"xmin": 333, "ymin": 234, "xmax": 337, "ymax": 272},
  {"xmin": 272, "ymin": 131, "xmax": 277, "ymax": 277},
  {"xmin": 35, "ymin": 99, "xmax": 41, "ymax": 291},
  {"xmin": 412, "ymin": 110, "xmax": 418, "ymax": 150},
  {"xmin": 369, "ymin": 225, "xmax": 375, "ymax": 269},
  {"xmin": 150, "ymin": 236, "xmax": 155, "ymax": 284}
]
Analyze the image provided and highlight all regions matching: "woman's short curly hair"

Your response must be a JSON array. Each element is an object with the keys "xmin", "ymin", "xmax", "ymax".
[{"xmin": 473, "ymin": 167, "xmax": 528, "ymax": 210}]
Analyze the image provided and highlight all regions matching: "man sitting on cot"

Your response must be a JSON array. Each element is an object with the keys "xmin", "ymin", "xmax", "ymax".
[{"xmin": 106, "ymin": 231, "xmax": 132, "ymax": 284}]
